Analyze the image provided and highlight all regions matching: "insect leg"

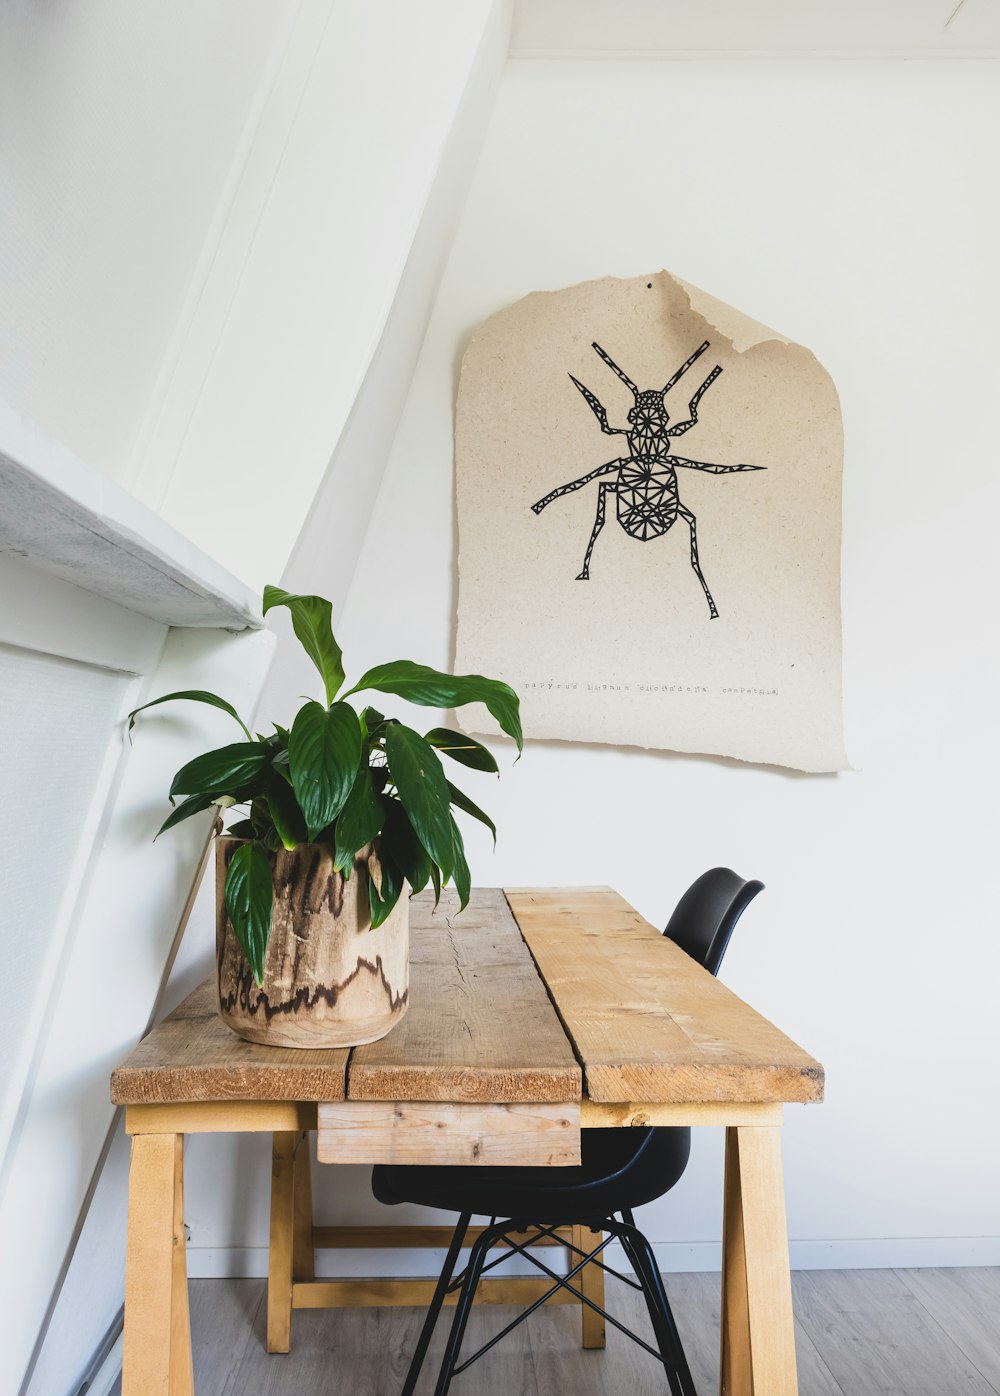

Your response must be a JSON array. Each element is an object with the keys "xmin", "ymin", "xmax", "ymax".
[
  {"xmin": 531, "ymin": 458, "xmax": 627, "ymax": 514},
  {"xmin": 568, "ymin": 375, "xmax": 629, "ymax": 437},
  {"xmin": 677, "ymin": 502, "xmax": 719, "ymax": 619},
  {"xmin": 672, "ymin": 456, "xmax": 765, "ymax": 475},
  {"xmin": 666, "ymin": 365, "xmax": 722, "ymax": 438},
  {"xmin": 576, "ymin": 481, "xmax": 618, "ymax": 581}
]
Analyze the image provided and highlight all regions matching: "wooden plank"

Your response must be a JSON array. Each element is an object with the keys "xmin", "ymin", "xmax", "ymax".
[
  {"xmin": 310, "ymin": 1223, "xmax": 574, "ymax": 1249},
  {"xmin": 317, "ymin": 1099, "xmax": 581, "ymax": 1166},
  {"xmin": 169, "ymin": 1136, "xmax": 194, "ymax": 1396},
  {"xmin": 507, "ymin": 888, "xmax": 824, "ymax": 1104},
  {"xmin": 582, "ymin": 1100, "xmax": 783, "ymax": 1128},
  {"xmin": 292, "ymin": 1278, "xmax": 579, "ymax": 1309},
  {"xmin": 122, "ymin": 1134, "xmax": 181, "ymax": 1396},
  {"xmin": 573, "ymin": 1224, "xmax": 606, "ymax": 1349},
  {"xmin": 292, "ymin": 1134, "xmax": 315, "ymax": 1282},
  {"xmin": 347, "ymin": 888, "xmax": 581, "ymax": 1104},
  {"xmin": 126, "ymin": 1101, "xmax": 318, "ymax": 1134},
  {"xmin": 795, "ymin": 1268, "xmax": 999, "ymax": 1396},
  {"xmin": 266, "ymin": 1133, "xmax": 297, "ymax": 1354},
  {"xmin": 720, "ymin": 1128, "xmax": 752, "ymax": 1396},
  {"xmin": 898, "ymin": 1267, "xmax": 1000, "ymax": 1390},
  {"xmin": 112, "ymin": 980, "xmax": 350, "ymax": 1105},
  {"xmin": 733, "ymin": 1126, "xmax": 798, "ymax": 1395}
]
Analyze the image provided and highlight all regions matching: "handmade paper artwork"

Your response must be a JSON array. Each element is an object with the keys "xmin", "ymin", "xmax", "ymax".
[{"xmin": 454, "ymin": 270, "xmax": 847, "ymax": 772}]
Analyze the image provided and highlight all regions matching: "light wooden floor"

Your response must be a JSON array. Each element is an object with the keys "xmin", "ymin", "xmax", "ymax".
[{"xmin": 112, "ymin": 1267, "xmax": 1000, "ymax": 1395}]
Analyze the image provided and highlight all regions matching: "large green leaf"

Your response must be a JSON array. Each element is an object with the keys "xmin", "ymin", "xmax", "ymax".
[
  {"xmin": 263, "ymin": 586, "xmax": 345, "ymax": 705},
  {"xmin": 347, "ymin": 662, "xmax": 522, "ymax": 755},
  {"xmin": 288, "ymin": 701, "xmax": 362, "ymax": 838},
  {"xmin": 224, "ymin": 841, "xmax": 274, "ymax": 985},
  {"xmin": 169, "ymin": 742, "xmax": 272, "ymax": 799},
  {"xmin": 384, "ymin": 722, "xmax": 455, "ymax": 879},
  {"xmin": 425, "ymin": 728, "xmax": 499, "ymax": 774},
  {"xmin": 449, "ymin": 816, "xmax": 471, "ymax": 910},
  {"xmin": 368, "ymin": 845, "xmax": 405, "ymax": 928},
  {"xmin": 333, "ymin": 763, "xmax": 385, "ymax": 873},
  {"xmin": 155, "ymin": 790, "xmax": 218, "ymax": 838},
  {"xmin": 446, "ymin": 780, "xmax": 496, "ymax": 846},
  {"xmin": 380, "ymin": 799, "xmax": 432, "ymax": 894},
  {"xmin": 127, "ymin": 689, "xmax": 252, "ymax": 741}
]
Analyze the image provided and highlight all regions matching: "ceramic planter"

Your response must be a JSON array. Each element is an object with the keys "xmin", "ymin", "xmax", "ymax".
[{"xmin": 215, "ymin": 838, "xmax": 408, "ymax": 1048}]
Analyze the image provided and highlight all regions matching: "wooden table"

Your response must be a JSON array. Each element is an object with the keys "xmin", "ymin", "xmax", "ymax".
[{"xmin": 112, "ymin": 887, "xmax": 823, "ymax": 1395}]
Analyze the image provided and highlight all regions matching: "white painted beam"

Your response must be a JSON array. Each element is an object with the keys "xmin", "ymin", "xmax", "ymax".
[
  {"xmin": 511, "ymin": 0, "xmax": 1000, "ymax": 57},
  {"xmin": 128, "ymin": 0, "xmax": 514, "ymax": 594},
  {"xmin": 0, "ymin": 401, "xmax": 261, "ymax": 629}
]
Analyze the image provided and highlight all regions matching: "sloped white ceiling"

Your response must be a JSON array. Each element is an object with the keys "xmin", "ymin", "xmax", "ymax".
[{"xmin": 512, "ymin": 0, "xmax": 1000, "ymax": 55}]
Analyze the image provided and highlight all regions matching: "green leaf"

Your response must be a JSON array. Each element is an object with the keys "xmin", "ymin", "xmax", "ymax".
[
  {"xmin": 249, "ymin": 798, "xmax": 284, "ymax": 852},
  {"xmin": 446, "ymin": 780, "xmax": 496, "ymax": 846},
  {"xmin": 263, "ymin": 586, "xmax": 345, "ymax": 705},
  {"xmin": 368, "ymin": 845, "xmax": 405, "ymax": 928},
  {"xmin": 380, "ymin": 799, "xmax": 432, "ymax": 894},
  {"xmin": 333, "ymin": 764, "xmax": 385, "ymax": 873},
  {"xmin": 384, "ymin": 723, "xmax": 455, "ymax": 880},
  {"xmin": 449, "ymin": 816, "xmax": 471, "ymax": 910},
  {"xmin": 127, "ymin": 689, "xmax": 252, "ymax": 741},
  {"xmin": 425, "ymin": 728, "xmax": 499, "ymax": 774},
  {"xmin": 429, "ymin": 860, "xmax": 442, "ymax": 906},
  {"xmin": 264, "ymin": 776, "xmax": 308, "ymax": 850},
  {"xmin": 271, "ymin": 748, "xmax": 293, "ymax": 785},
  {"xmin": 288, "ymin": 701, "xmax": 362, "ymax": 839},
  {"xmin": 155, "ymin": 791, "xmax": 218, "ymax": 838},
  {"xmin": 224, "ymin": 842, "xmax": 273, "ymax": 985},
  {"xmin": 347, "ymin": 662, "xmax": 522, "ymax": 755},
  {"xmin": 226, "ymin": 818, "xmax": 257, "ymax": 839},
  {"xmin": 169, "ymin": 742, "xmax": 272, "ymax": 799}
]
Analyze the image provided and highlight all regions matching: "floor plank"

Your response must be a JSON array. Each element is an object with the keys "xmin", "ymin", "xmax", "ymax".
[
  {"xmin": 116, "ymin": 1267, "xmax": 1000, "ymax": 1395},
  {"xmin": 794, "ymin": 1267, "xmax": 1000, "ymax": 1396},
  {"xmin": 898, "ymin": 1268, "xmax": 1000, "ymax": 1392}
]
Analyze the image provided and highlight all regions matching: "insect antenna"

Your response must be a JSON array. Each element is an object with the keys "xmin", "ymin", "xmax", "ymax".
[
  {"xmin": 663, "ymin": 340, "xmax": 711, "ymax": 396},
  {"xmin": 591, "ymin": 343, "xmax": 639, "ymax": 398}
]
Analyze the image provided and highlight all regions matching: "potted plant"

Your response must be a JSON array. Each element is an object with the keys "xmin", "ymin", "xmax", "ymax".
[{"xmin": 129, "ymin": 585, "xmax": 521, "ymax": 1048}]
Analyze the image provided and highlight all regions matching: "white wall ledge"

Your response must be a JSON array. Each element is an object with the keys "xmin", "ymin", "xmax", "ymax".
[{"xmin": 0, "ymin": 400, "xmax": 262, "ymax": 630}]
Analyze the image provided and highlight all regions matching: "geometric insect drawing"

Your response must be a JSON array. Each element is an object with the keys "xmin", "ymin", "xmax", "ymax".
[{"xmin": 531, "ymin": 340, "xmax": 765, "ymax": 618}]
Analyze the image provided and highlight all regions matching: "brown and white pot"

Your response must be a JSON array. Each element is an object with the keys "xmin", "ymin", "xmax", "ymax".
[{"xmin": 215, "ymin": 837, "xmax": 409, "ymax": 1049}]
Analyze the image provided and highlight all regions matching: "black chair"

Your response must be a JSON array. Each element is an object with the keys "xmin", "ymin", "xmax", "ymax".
[{"xmin": 371, "ymin": 868, "xmax": 764, "ymax": 1396}]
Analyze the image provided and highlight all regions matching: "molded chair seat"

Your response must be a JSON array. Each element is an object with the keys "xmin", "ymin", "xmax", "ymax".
[{"xmin": 373, "ymin": 1124, "xmax": 689, "ymax": 1225}]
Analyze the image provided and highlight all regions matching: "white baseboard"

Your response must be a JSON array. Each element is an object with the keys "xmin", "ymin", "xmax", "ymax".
[
  {"xmin": 186, "ymin": 1235, "xmax": 1000, "ymax": 1281},
  {"xmin": 77, "ymin": 1331, "xmax": 122, "ymax": 1396}
]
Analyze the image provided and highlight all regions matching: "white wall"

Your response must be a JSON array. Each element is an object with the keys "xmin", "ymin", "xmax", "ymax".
[
  {"xmin": 0, "ymin": 0, "xmax": 294, "ymax": 483},
  {"xmin": 177, "ymin": 57, "xmax": 1000, "ymax": 1276}
]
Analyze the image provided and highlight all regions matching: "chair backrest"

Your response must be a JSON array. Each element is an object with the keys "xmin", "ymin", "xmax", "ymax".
[
  {"xmin": 574, "ymin": 869, "xmax": 765, "ymax": 1205},
  {"xmin": 663, "ymin": 867, "xmax": 764, "ymax": 978}
]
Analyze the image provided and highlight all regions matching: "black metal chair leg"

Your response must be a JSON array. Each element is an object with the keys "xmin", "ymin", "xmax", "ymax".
[
  {"xmin": 619, "ymin": 1222, "xmax": 698, "ymax": 1396},
  {"xmin": 432, "ymin": 1221, "xmax": 507, "ymax": 1396},
  {"xmin": 400, "ymin": 1212, "xmax": 472, "ymax": 1396}
]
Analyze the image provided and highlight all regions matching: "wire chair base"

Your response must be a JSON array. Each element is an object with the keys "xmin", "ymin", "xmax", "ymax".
[{"xmin": 399, "ymin": 1211, "xmax": 697, "ymax": 1396}]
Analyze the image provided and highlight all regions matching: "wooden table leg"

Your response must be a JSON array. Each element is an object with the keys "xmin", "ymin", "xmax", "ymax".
[
  {"xmin": 720, "ymin": 1126, "xmax": 798, "ymax": 1396},
  {"xmin": 267, "ymin": 1132, "xmax": 298, "ymax": 1353},
  {"xmin": 123, "ymin": 1133, "xmax": 193, "ymax": 1396},
  {"xmin": 292, "ymin": 1131, "xmax": 315, "ymax": 1283},
  {"xmin": 573, "ymin": 1224, "xmax": 606, "ymax": 1348}
]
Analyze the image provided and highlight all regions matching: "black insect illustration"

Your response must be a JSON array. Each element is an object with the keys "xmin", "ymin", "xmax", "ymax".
[{"xmin": 531, "ymin": 340, "xmax": 765, "ymax": 618}]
